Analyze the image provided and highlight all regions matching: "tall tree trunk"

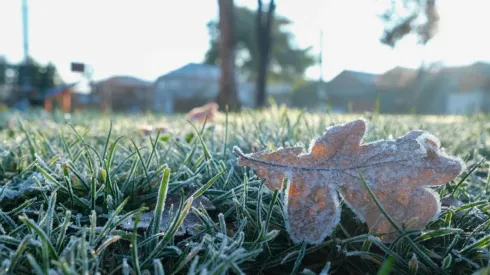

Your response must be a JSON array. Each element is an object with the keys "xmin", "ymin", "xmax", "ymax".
[
  {"xmin": 216, "ymin": 0, "xmax": 240, "ymax": 111},
  {"xmin": 256, "ymin": 0, "xmax": 275, "ymax": 108}
]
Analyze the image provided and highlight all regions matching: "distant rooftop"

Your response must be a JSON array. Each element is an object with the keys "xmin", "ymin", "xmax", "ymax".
[
  {"xmin": 375, "ymin": 62, "xmax": 490, "ymax": 90},
  {"xmin": 157, "ymin": 63, "xmax": 251, "ymax": 82},
  {"xmin": 158, "ymin": 63, "xmax": 220, "ymax": 80},
  {"xmin": 97, "ymin": 76, "xmax": 152, "ymax": 87},
  {"xmin": 331, "ymin": 70, "xmax": 377, "ymax": 85},
  {"xmin": 44, "ymin": 82, "xmax": 78, "ymax": 99}
]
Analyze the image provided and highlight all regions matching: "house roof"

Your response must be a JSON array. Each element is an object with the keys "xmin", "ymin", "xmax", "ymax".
[
  {"xmin": 441, "ymin": 62, "xmax": 490, "ymax": 92},
  {"xmin": 156, "ymin": 62, "xmax": 253, "ymax": 84},
  {"xmin": 376, "ymin": 62, "xmax": 490, "ymax": 92},
  {"xmin": 44, "ymin": 82, "xmax": 78, "ymax": 99},
  {"xmin": 327, "ymin": 70, "xmax": 376, "ymax": 96},
  {"xmin": 97, "ymin": 76, "xmax": 152, "ymax": 88},
  {"xmin": 158, "ymin": 63, "xmax": 220, "ymax": 80},
  {"xmin": 374, "ymin": 67, "xmax": 422, "ymax": 89},
  {"xmin": 333, "ymin": 70, "xmax": 377, "ymax": 85},
  {"xmin": 351, "ymin": 71, "xmax": 377, "ymax": 85}
]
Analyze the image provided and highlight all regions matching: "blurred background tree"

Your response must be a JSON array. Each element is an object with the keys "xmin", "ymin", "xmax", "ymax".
[
  {"xmin": 205, "ymin": 4, "xmax": 316, "ymax": 106},
  {"xmin": 0, "ymin": 57, "xmax": 61, "ymax": 105},
  {"xmin": 216, "ymin": 0, "xmax": 240, "ymax": 111},
  {"xmin": 379, "ymin": 0, "xmax": 440, "ymax": 113},
  {"xmin": 379, "ymin": 0, "xmax": 439, "ymax": 47},
  {"xmin": 255, "ymin": 0, "xmax": 275, "ymax": 108},
  {"xmin": 38, "ymin": 63, "xmax": 59, "ymax": 93},
  {"xmin": 0, "ymin": 57, "xmax": 7, "ymax": 85},
  {"xmin": 14, "ymin": 58, "xmax": 60, "ymax": 95}
]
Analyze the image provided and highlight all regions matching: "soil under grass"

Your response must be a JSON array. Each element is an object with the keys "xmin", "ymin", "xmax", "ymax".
[{"xmin": 0, "ymin": 108, "xmax": 489, "ymax": 274}]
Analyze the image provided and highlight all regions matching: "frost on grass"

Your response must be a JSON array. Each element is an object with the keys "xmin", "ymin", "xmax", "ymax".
[
  {"xmin": 120, "ymin": 191, "xmax": 215, "ymax": 236},
  {"xmin": 0, "ymin": 172, "xmax": 51, "ymax": 201},
  {"xmin": 234, "ymin": 118, "xmax": 463, "ymax": 244}
]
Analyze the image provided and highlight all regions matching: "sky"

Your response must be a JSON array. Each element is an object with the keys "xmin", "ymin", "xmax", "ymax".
[{"xmin": 1, "ymin": 0, "xmax": 490, "ymax": 86}]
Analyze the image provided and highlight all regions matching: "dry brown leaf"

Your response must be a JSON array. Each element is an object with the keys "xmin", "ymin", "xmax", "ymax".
[
  {"xmin": 234, "ymin": 118, "xmax": 463, "ymax": 243},
  {"xmin": 186, "ymin": 102, "xmax": 219, "ymax": 123}
]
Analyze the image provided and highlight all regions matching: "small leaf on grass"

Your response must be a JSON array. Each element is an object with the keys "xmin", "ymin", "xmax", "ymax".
[
  {"xmin": 186, "ymin": 103, "xmax": 219, "ymax": 123},
  {"xmin": 0, "ymin": 172, "xmax": 50, "ymax": 201},
  {"xmin": 141, "ymin": 193, "xmax": 195, "ymax": 268},
  {"xmin": 120, "ymin": 191, "xmax": 215, "ymax": 236}
]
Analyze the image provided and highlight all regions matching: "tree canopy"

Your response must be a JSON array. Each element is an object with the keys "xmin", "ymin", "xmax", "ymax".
[
  {"xmin": 0, "ymin": 57, "xmax": 7, "ymax": 86},
  {"xmin": 204, "ymin": 6, "xmax": 316, "ymax": 83},
  {"xmin": 0, "ymin": 57, "xmax": 61, "ymax": 94},
  {"xmin": 379, "ymin": 0, "xmax": 439, "ymax": 47}
]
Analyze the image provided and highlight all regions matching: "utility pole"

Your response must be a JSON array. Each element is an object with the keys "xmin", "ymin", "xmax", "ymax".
[
  {"xmin": 317, "ymin": 28, "xmax": 327, "ymax": 108},
  {"xmin": 22, "ymin": 0, "xmax": 29, "ymax": 62},
  {"xmin": 21, "ymin": 0, "xmax": 31, "ymax": 100},
  {"xmin": 319, "ymin": 29, "xmax": 323, "ymax": 83}
]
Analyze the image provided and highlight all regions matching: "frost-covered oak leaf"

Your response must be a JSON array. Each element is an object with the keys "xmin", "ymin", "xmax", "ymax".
[{"xmin": 233, "ymin": 118, "xmax": 463, "ymax": 244}]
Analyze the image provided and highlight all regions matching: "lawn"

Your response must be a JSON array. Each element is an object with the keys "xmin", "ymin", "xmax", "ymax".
[{"xmin": 0, "ymin": 107, "xmax": 489, "ymax": 275}]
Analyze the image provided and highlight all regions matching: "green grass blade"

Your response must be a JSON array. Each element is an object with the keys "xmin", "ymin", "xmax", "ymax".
[
  {"xmin": 291, "ymin": 242, "xmax": 307, "ymax": 275},
  {"xmin": 8, "ymin": 235, "xmax": 31, "ymax": 273},
  {"xmin": 26, "ymin": 254, "xmax": 44, "ymax": 275},
  {"xmin": 188, "ymin": 121, "xmax": 212, "ymax": 161},
  {"xmin": 19, "ymin": 215, "xmax": 58, "ymax": 260},
  {"xmin": 377, "ymin": 256, "xmax": 395, "ymax": 275},
  {"xmin": 56, "ymin": 210, "xmax": 72, "ymax": 253},
  {"xmin": 102, "ymin": 120, "xmax": 113, "ymax": 160},
  {"xmin": 150, "ymin": 168, "xmax": 171, "ymax": 242}
]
